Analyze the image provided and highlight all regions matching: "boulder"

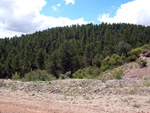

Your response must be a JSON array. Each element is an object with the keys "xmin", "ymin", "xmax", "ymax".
[{"xmin": 144, "ymin": 51, "xmax": 150, "ymax": 57}]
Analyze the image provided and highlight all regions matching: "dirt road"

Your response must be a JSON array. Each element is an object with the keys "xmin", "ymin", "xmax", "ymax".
[
  {"xmin": 0, "ymin": 79, "xmax": 150, "ymax": 113},
  {"xmin": 0, "ymin": 94, "xmax": 107, "ymax": 113}
]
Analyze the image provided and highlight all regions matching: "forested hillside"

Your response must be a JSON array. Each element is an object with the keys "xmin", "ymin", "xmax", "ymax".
[{"xmin": 0, "ymin": 23, "xmax": 150, "ymax": 79}]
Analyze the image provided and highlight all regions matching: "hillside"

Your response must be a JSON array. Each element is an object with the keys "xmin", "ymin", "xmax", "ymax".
[
  {"xmin": 0, "ymin": 48, "xmax": 150, "ymax": 113},
  {"xmin": 1, "ymin": 23, "xmax": 150, "ymax": 79}
]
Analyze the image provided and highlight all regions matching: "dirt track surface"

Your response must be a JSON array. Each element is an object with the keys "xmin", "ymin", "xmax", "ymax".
[
  {"xmin": 1, "ymin": 93, "xmax": 150, "ymax": 113},
  {"xmin": 0, "ymin": 95, "xmax": 100, "ymax": 113},
  {"xmin": 0, "ymin": 79, "xmax": 150, "ymax": 113}
]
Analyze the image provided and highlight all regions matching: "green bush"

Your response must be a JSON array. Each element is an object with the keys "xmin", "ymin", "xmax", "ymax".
[
  {"xmin": 72, "ymin": 66, "xmax": 101, "ymax": 79},
  {"xmin": 112, "ymin": 68, "xmax": 124, "ymax": 79},
  {"xmin": 85, "ymin": 66, "xmax": 101, "ymax": 78},
  {"xmin": 101, "ymin": 56, "xmax": 111, "ymax": 71},
  {"xmin": 110, "ymin": 54, "xmax": 122, "ymax": 65},
  {"xmin": 128, "ymin": 47, "xmax": 145, "ymax": 57},
  {"xmin": 127, "ymin": 44, "xmax": 150, "ymax": 61},
  {"xmin": 101, "ymin": 54, "xmax": 122, "ymax": 72},
  {"xmin": 127, "ymin": 55, "xmax": 137, "ymax": 61},
  {"xmin": 24, "ymin": 70, "xmax": 56, "ymax": 81},
  {"xmin": 12, "ymin": 72, "xmax": 21, "ymax": 80},
  {"xmin": 59, "ymin": 71, "xmax": 71, "ymax": 79},
  {"xmin": 141, "ymin": 44, "xmax": 150, "ymax": 50},
  {"xmin": 137, "ymin": 59, "xmax": 147, "ymax": 68},
  {"xmin": 72, "ymin": 69, "xmax": 84, "ymax": 79},
  {"xmin": 128, "ymin": 44, "xmax": 150, "ymax": 60}
]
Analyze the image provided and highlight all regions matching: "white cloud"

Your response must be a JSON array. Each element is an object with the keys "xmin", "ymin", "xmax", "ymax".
[
  {"xmin": 57, "ymin": 4, "xmax": 61, "ymax": 7},
  {"xmin": 64, "ymin": 0, "xmax": 75, "ymax": 5},
  {"xmin": 52, "ymin": 6, "xmax": 57, "ymax": 11},
  {"xmin": 98, "ymin": 0, "xmax": 150, "ymax": 26},
  {"xmin": 52, "ymin": 4, "xmax": 61, "ymax": 12},
  {"xmin": 0, "ymin": 0, "xmax": 87, "ymax": 38},
  {"xmin": 0, "ymin": 28, "xmax": 24, "ymax": 38},
  {"xmin": 112, "ymin": 6, "xmax": 116, "ymax": 9},
  {"xmin": 34, "ymin": 15, "xmax": 87, "ymax": 31}
]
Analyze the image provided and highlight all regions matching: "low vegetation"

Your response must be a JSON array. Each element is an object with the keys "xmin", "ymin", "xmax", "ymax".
[
  {"xmin": 12, "ymin": 70, "xmax": 56, "ymax": 81},
  {"xmin": 133, "ymin": 104, "xmax": 141, "ymax": 108},
  {"xmin": 11, "ymin": 85, "xmax": 18, "ymax": 91},
  {"xmin": 137, "ymin": 59, "xmax": 147, "ymax": 68}
]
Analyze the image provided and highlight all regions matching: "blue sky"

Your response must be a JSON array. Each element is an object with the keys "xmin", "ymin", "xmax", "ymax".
[
  {"xmin": 40, "ymin": 0, "xmax": 131, "ymax": 24},
  {"xmin": 0, "ymin": 0, "xmax": 150, "ymax": 38}
]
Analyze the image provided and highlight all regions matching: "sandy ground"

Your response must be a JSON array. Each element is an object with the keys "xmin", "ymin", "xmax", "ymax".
[
  {"xmin": 0, "ymin": 78, "xmax": 150, "ymax": 113},
  {"xmin": 0, "ymin": 94, "xmax": 99, "ymax": 113},
  {"xmin": 1, "ymin": 92, "xmax": 150, "ymax": 113}
]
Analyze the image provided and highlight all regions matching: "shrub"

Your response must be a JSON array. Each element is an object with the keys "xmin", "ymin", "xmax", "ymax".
[
  {"xmin": 101, "ymin": 56, "xmax": 111, "ymax": 72},
  {"xmin": 84, "ymin": 66, "xmax": 101, "ymax": 78},
  {"xmin": 110, "ymin": 54, "xmax": 122, "ymax": 65},
  {"xmin": 24, "ymin": 70, "xmax": 56, "ymax": 81},
  {"xmin": 101, "ymin": 54, "xmax": 122, "ymax": 72},
  {"xmin": 127, "ymin": 44, "xmax": 150, "ymax": 61},
  {"xmin": 137, "ymin": 59, "xmax": 147, "ymax": 68},
  {"xmin": 12, "ymin": 72, "xmax": 21, "ymax": 80},
  {"xmin": 59, "ymin": 71, "xmax": 71, "ymax": 79},
  {"xmin": 11, "ymin": 85, "xmax": 18, "ymax": 91},
  {"xmin": 133, "ymin": 104, "xmax": 140, "ymax": 108},
  {"xmin": 72, "ymin": 66, "xmax": 101, "ymax": 79},
  {"xmin": 141, "ymin": 44, "xmax": 150, "ymax": 50},
  {"xmin": 128, "ymin": 47, "xmax": 143, "ymax": 57},
  {"xmin": 127, "ymin": 55, "xmax": 137, "ymax": 61},
  {"xmin": 72, "ymin": 69, "xmax": 84, "ymax": 79},
  {"xmin": 112, "ymin": 68, "xmax": 124, "ymax": 79}
]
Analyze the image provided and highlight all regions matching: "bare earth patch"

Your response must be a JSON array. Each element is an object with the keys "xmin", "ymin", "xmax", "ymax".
[
  {"xmin": 0, "ymin": 78, "xmax": 150, "ymax": 113},
  {"xmin": 123, "ymin": 57, "xmax": 150, "ymax": 79}
]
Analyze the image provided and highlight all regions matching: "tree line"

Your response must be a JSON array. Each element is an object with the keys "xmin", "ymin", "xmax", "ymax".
[{"xmin": 0, "ymin": 23, "xmax": 150, "ymax": 79}]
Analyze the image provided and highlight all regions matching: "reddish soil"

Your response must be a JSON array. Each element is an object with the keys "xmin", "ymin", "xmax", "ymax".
[
  {"xmin": 0, "ymin": 95, "xmax": 98, "ymax": 113},
  {"xmin": 123, "ymin": 57, "xmax": 150, "ymax": 79},
  {"xmin": 1, "ymin": 93, "xmax": 150, "ymax": 113},
  {"xmin": 0, "ymin": 78, "xmax": 150, "ymax": 113},
  {"xmin": 123, "ymin": 65, "xmax": 150, "ymax": 79}
]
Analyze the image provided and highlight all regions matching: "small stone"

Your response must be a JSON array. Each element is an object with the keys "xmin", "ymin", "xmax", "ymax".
[
  {"xmin": 49, "ymin": 81, "xmax": 52, "ymax": 84},
  {"xmin": 72, "ymin": 102, "xmax": 78, "ymax": 104},
  {"xmin": 106, "ymin": 104, "xmax": 109, "ymax": 107},
  {"xmin": 114, "ymin": 100, "xmax": 117, "ymax": 103},
  {"xmin": 93, "ymin": 105, "xmax": 98, "ymax": 107}
]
